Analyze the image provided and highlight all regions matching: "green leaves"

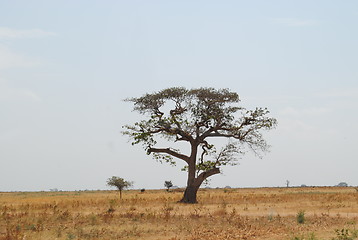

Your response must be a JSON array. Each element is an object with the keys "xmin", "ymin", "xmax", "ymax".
[
  {"xmin": 123, "ymin": 87, "xmax": 277, "ymax": 177},
  {"xmin": 152, "ymin": 151, "xmax": 177, "ymax": 166},
  {"xmin": 196, "ymin": 142, "xmax": 241, "ymax": 173},
  {"xmin": 107, "ymin": 176, "xmax": 133, "ymax": 191}
]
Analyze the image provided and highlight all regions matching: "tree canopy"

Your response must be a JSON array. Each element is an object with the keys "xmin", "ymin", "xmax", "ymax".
[
  {"xmin": 107, "ymin": 176, "xmax": 133, "ymax": 199},
  {"xmin": 123, "ymin": 87, "xmax": 277, "ymax": 203},
  {"xmin": 164, "ymin": 180, "xmax": 173, "ymax": 191}
]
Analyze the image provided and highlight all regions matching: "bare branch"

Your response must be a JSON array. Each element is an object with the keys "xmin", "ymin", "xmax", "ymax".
[{"xmin": 147, "ymin": 147, "xmax": 190, "ymax": 163}]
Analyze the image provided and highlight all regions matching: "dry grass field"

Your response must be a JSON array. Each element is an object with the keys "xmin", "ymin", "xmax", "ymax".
[{"xmin": 1, "ymin": 187, "xmax": 358, "ymax": 240}]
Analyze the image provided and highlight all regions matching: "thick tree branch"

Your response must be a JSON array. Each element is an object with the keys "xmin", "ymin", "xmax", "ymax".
[
  {"xmin": 203, "ymin": 128, "xmax": 254, "ymax": 140},
  {"xmin": 195, "ymin": 167, "xmax": 220, "ymax": 186},
  {"xmin": 206, "ymin": 132, "xmax": 241, "ymax": 139},
  {"xmin": 168, "ymin": 128, "xmax": 193, "ymax": 142},
  {"xmin": 148, "ymin": 125, "xmax": 193, "ymax": 142},
  {"xmin": 198, "ymin": 124, "xmax": 221, "ymax": 141},
  {"xmin": 147, "ymin": 147, "xmax": 190, "ymax": 163}
]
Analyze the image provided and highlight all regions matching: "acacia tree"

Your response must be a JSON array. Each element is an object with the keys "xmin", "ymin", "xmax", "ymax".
[
  {"xmin": 123, "ymin": 87, "xmax": 277, "ymax": 203},
  {"xmin": 107, "ymin": 176, "xmax": 133, "ymax": 199},
  {"xmin": 164, "ymin": 180, "xmax": 173, "ymax": 191}
]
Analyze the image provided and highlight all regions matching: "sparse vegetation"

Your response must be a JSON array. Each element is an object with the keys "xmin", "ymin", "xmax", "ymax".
[
  {"xmin": 0, "ymin": 187, "xmax": 357, "ymax": 240},
  {"xmin": 332, "ymin": 228, "xmax": 358, "ymax": 240},
  {"xmin": 297, "ymin": 210, "xmax": 305, "ymax": 224}
]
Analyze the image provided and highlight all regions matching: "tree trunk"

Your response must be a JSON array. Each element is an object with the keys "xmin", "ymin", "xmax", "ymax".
[
  {"xmin": 178, "ymin": 142, "xmax": 222, "ymax": 203},
  {"xmin": 179, "ymin": 167, "xmax": 221, "ymax": 204},
  {"xmin": 179, "ymin": 184, "xmax": 200, "ymax": 203},
  {"xmin": 179, "ymin": 143, "xmax": 199, "ymax": 203}
]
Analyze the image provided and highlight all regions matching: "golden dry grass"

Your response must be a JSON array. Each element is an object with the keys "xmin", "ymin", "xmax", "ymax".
[{"xmin": 1, "ymin": 187, "xmax": 358, "ymax": 240}]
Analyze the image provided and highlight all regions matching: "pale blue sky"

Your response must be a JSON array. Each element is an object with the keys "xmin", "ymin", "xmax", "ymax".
[{"xmin": 1, "ymin": 1, "xmax": 357, "ymax": 191}]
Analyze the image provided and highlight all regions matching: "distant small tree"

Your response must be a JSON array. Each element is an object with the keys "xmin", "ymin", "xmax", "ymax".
[
  {"xmin": 337, "ymin": 182, "xmax": 348, "ymax": 187},
  {"xmin": 107, "ymin": 176, "xmax": 133, "ymax": 199},
  {"xmin": 164, "ymin": 180, "xmax": 173, "ymax": 191},
  {"xmin": 286, "ymin": 180, "xmax": 290, "ymax": 188}
]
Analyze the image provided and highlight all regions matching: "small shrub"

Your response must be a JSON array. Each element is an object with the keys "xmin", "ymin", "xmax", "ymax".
[
  {"xmin": 332, "ymin": 228, "xmax": 357, "ymax": 240},
  {"xmin": 296, "ymin": 210, "xmax": 305, "ymax": 224},
  {"xmin": 25, "ymin": 224, "xmax": 36, "ymax": 231},
  {"xmin": 66, "ymin": 233, "xmax": 76, "ymax": 240}
]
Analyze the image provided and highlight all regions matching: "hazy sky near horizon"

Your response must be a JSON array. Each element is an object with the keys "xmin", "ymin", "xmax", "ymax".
[{"xmin": 1, "ymin": 1, "xmax": 357, "ymax": 191}]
